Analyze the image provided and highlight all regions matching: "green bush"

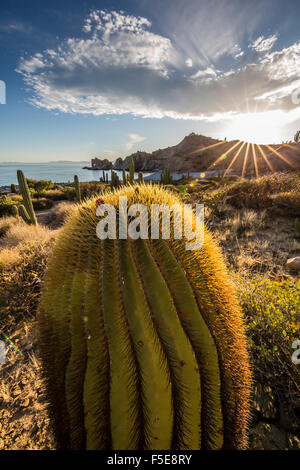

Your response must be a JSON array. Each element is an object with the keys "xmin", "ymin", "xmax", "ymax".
[
  {"xmin": 239, "ymin": 277, "xmax": 300, "ymax": 412},
  {"xmin": 32, "ymin": 198, "xmax": 54, "ymax": 210},
  {"xmin": 26, "ymin": 178, "xmax": 54, "ymax": 195},
  {"xmin": 0, "ymin": 197, "xmax": 19, "ymax": 218}
]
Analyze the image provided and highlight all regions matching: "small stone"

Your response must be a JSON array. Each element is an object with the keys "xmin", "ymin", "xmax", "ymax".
[{"xmin": 286, "ymin": 256, "xmax": 300, "ymax": 271}]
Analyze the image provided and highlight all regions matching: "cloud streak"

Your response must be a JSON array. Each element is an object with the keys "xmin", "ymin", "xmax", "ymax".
[
  {"xmin": 125, "ymin": 133, "xmax": 145, "ymax": 150},
  {"xmin": 17, "ymin": 10, "xmax": 300, "ymax": 126},
  {"xmin": 249, "ymin": 34, "xmax": 278, "ymax": 52}
]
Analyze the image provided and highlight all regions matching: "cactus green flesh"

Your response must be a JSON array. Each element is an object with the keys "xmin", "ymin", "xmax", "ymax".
[
  {"xmin": 295, "ymin": 218, "xmax": 300, "ymax": 237},
  {"xmin": 129, "ymin": 158, "xmax": 135, "ymax": 183},
  {"xmin": 38, "ymin": 185, "xmax": 251, "ymax": 450},
  {"xmin": 83, "ymin": 239, "xmax": 111, "ymax": 450},
  {"xmin": 122, "ymin": 169, "xmax": 126, "ymax": 185},
  {"xmin": 102, "ymin": 238, "xmax": 142, "ymax": 449},
  {"xmin": 138, "ymin": 172, "xmax": 144, "ymax": 184},
  {"xmin": 18, "ymin": 204, "xmax": 32, "ymax": 224},
  {"xmin": 11, "ymin": 205, "xmax": 18, "ymax": 218},
  {"xmin": 17, "ymin": 170, "xmax": 37, "ymax": 225},
  {"xmin": 149, "ymin": 239, "xmax": 223, "ymax": 449},
  {"xmin": 133, "ymin": 238, "xmax": 201, "ymax": 449},
  {"xmin": 118, "ymin": 238, "xmax": 173, "ymax": 449},
  {"xmin": 74, "ymin": 175, "xmax": 81, "ymax": 202}
]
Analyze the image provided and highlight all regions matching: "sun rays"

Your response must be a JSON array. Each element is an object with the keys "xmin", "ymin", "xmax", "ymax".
[{"xmin": 196, "ymin": 138, "xmax": 299, "ymax": 178}]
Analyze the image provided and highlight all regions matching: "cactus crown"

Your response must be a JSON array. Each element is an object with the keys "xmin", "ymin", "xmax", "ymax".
[{"xmin": 39, "ymin": 184, "xmax": 251, "ymax": 450}]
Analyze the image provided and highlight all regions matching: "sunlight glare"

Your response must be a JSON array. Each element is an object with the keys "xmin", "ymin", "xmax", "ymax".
[{"xmin": 224, "ymin": 111, "xmax": 293, "ymax": 144}]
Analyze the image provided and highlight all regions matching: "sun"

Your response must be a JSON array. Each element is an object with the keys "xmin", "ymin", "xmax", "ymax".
[{"xmin": 224, "ymin": 111, "xmax": 287, "ymax": 144}]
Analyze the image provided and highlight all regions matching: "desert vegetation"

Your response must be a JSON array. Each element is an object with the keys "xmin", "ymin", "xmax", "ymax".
[{"xmin": 0, "ymin": 169, "xmax": 299, "ymax": 450}]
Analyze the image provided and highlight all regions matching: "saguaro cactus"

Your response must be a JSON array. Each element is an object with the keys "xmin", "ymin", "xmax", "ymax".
[
  {"xmin": 138, "ymin": 171, "xmax": 144, "ymax": 184},
  {"xmin": 38, "ymin": 185, "xmax": 251, "ymax": 450},
  {"xmin": 129, "ymin": 157, "xmax": 135, "ymax": 184},
  {"xmin": 74, "ymin": 175, "xmax": 81, "ymax": 203},
  {"xmin": 122, "ymin": 169, "xmax": 126, "ymax": 185},
  {"xmin": 17, "ymin": 170, "xmax": 37, "ymax": 225},
  {"xmin": 295, "ymin": 218, "xmax": 300, "ymax": 237}
]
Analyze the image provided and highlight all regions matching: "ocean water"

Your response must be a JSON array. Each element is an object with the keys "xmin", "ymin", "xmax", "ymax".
[{"xmin": 0, "ymin": 162, "xmax": 151, "ymax": 187}]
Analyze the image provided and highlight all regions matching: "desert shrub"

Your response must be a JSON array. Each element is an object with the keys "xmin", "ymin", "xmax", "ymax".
[
  {"xmin": 267, "ymin": 191, "xmax": 300, "ymax": 216},
  {"xmin": 0, "ymin": 240, "xmax": 55, "ymax": 325},
  {"xmin": 63, "ymin": 186, "xmax": 76, "ymax": 201},
  {"xmin": 200, "ymin": 172, "xmax": 300, "ymax": 215},
  {"xmin": 0, "ymin": 216, "xmax": 22, "ymax": 238},
  {"xmin": 9, "ymin": 194, "xmax": 23, "ymax": 203},
  {"xmin": 26, "ymin": 178, "xmax": 54, "ymax": 195},
  {"xmin": 0, "ymin": 219, "xmax": 55, "ymax": 249},
  {"xmin": 163, "ymin": 184, "xmax": 179, "ymax": 193},
  {"xmin": 43, "ymin": 189, "xmax": 69, "ymax": 201},
  {"xmin": 80, "ymin": 181, "xmax": 108, "ymax": 199},
  {"xmin": 238, "ymin": 277, "xmax": 300, "ymax": 419},
  {"xmin": 32, "ymin": 198, "xmax": 54, "ymax": 210},
  {"xmin": 0, "ymin": 197, "xmax": 18, "ymax": 218},
  {"xmin": 0, "ymin": 218, "xmax": 58, "ymax": 323},
  {"xmin": 224, "ymin": 209, "xmax": 266, "ymax": 235}
]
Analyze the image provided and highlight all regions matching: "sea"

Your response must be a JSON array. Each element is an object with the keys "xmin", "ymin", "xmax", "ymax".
[{"xmin": 0, "ymin": 162, "xmax": 153, "ymax": 188}]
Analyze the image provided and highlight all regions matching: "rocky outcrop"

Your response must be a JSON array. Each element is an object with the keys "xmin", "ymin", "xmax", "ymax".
[
  {"xmin": 90, "ymin": 133, "xmax": 224, "ymax": 172},
  {"xmin": 91, "ymin": 158, "xmax": 113, "ymax": 170},
  {"xmin": 89, "ymin": 132, "xmax": 300, "ymax": 174}
]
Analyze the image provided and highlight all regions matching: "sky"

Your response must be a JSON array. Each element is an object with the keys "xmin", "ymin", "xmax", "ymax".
[{"xmin": 0, "ymin": 0, "xmax": 300, "ymax": 162}]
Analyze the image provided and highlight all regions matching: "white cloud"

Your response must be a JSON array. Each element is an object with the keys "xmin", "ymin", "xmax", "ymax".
[
  {"xmin": 17, "ymin": 10, "xmax": 300, "ymax": 127},
  {"xmin": 125, "ymin": 133, "xmax": 145, "ymax": 150},
  {"xmin": 190, "ymin": 67, "xmax": 219, "ymax": 80},
  {"xmin": 250, "ymin": 34, "xmax": 278, "ymax": 52}
]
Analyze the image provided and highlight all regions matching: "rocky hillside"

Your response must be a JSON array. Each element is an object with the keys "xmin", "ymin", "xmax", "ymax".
[{"xmin": 90, "ymin": 133, "xmax": 300, "ymax": 176}]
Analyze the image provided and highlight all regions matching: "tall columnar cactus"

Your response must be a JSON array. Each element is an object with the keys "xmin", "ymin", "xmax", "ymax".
[
  {"xmin": 11, "ymin": 204, "xmax": 18, "ymax": 218},
  {"xmin": 161, "ymin": 168, "xmax": 173, "ymax": 185},
  {"xmin": 122, "ymin": 169, "xmax": 126, "ymax": 185},
  {"xmin": 295, "ymin": 218, "xmax": 300, "ymax": 237},
  {"xmin": 38, "ymin": 185, "xmax": 251, "ymax": 450},
  {"xmin": 17, "ymin": 170, "xmax": 37, "ymax": 225},
  {"xmin": 74, "ymin": 175, "xmax": 81, "ymax": 203},
  {"xmin": 129, "ymin": 157, "xmax": 135, "ymax": 184},
  {"xmin": 138, "ymin": 171, "xmax": 144, "ymax": 184},
  {"xmin": 110, "ymin": 171, "xmax": 120, "ymax": 189}
]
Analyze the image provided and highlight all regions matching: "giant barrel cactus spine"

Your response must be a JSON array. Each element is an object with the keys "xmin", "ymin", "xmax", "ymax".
[
  {"xmin": 38, "ymin": 185, "xmax": 251, "ymax": 450},
  {"xmin": 17, "ymin": 170, "xmax": 37, "ymax": 225}
]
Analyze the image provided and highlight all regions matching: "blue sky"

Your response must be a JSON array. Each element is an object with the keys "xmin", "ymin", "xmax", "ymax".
[{"xmin": 0, "ymin": 0, "xmax": 300, "ymax": 162}]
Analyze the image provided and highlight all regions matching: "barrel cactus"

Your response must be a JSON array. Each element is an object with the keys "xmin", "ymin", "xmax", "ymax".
[
  {"xmin": 38, "ymin": 185, "xmax": 251, "ymax": 450},
  {"xmin": 17, "ymin": 170, "xmax": 37, "ymax": 225}
]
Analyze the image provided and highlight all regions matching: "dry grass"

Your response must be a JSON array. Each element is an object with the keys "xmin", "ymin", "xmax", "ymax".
[
  {"xmin": 0, "ymin": 221, "xmax": 58, "ymax": 449},
  {"xmin": 190, "ymin": 171, "xmax": 300, "ymax": 217},
  {"xmin": 0, "ymin": 222, "xmax": 56, "ymax": 249},
  {"xmin": 0, "ymin": 317, "xmax": 55, "ymax": 450}
]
